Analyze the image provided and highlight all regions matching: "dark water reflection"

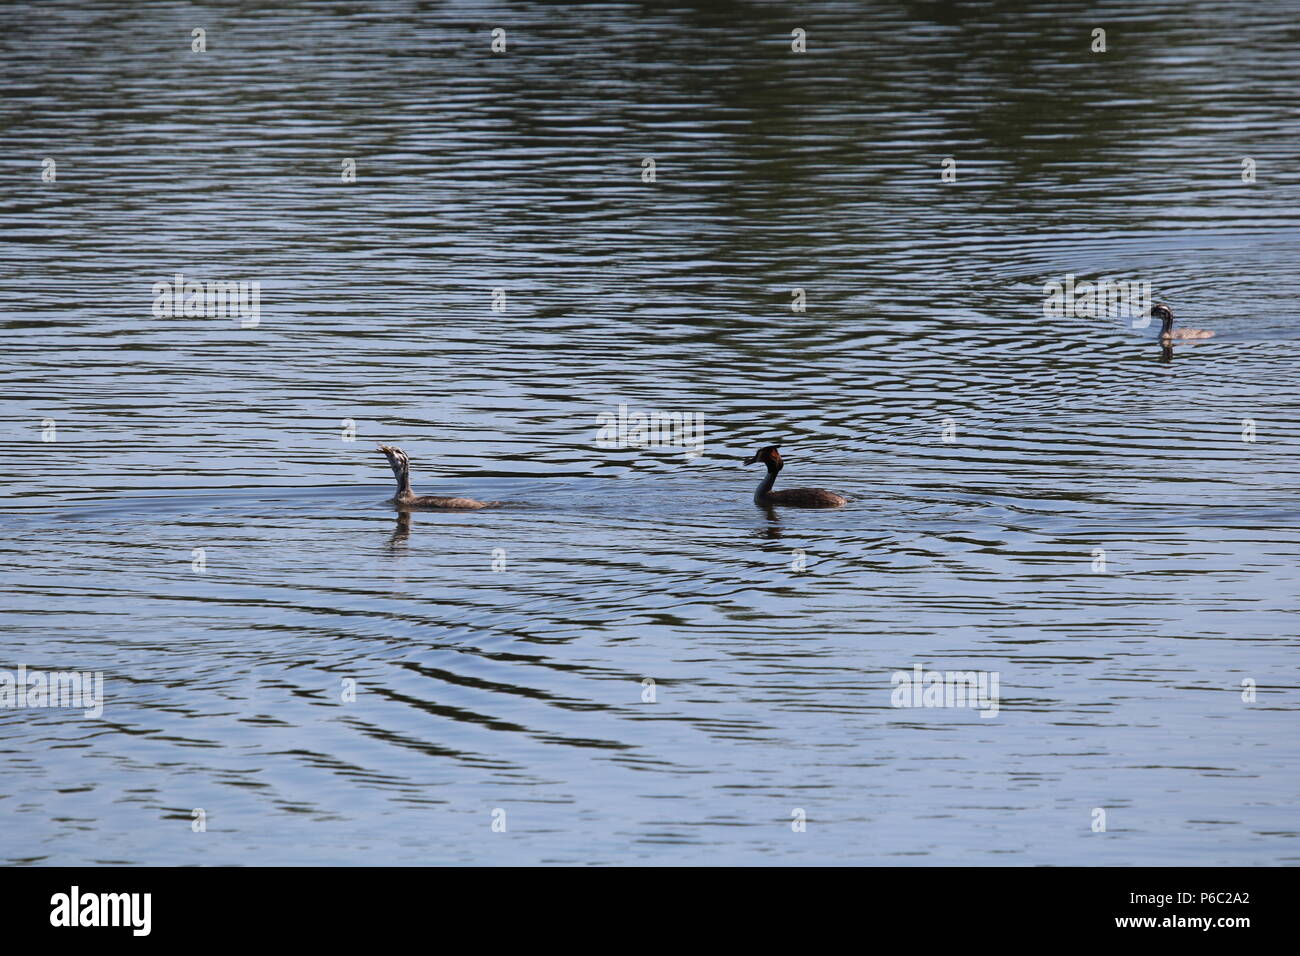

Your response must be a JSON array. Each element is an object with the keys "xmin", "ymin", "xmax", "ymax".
[{"xmin": 1, "ymin": 1, "xmax": 1297, "ymax": 864}]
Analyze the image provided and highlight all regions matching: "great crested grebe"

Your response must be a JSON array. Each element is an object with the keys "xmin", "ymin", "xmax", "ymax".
[
  {"xmin": 376, "ymin": 444, "xmax": 499, "ymax": 510},
  {"xmin": 743, "ymin": 445, "xmax": 847, "ymax": 508},
  {"xmin": 1152, "ymin": 303, "xmax": 1214, "ymax": 341}
]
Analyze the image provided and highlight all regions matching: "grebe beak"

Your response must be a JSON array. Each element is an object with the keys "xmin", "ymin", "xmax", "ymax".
[{"xmin": 742, "ymin": 453, "xmax": 759, "ymax": 465}]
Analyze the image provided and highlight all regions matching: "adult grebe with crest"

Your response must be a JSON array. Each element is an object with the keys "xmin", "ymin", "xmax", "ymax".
[{"xmin": 742, "ymin": 445, "xmax": 847, "ymax": 508}]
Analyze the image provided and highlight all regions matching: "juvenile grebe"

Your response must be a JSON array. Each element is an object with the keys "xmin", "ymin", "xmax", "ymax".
[
  {"xmin": 1152, "ymin": 303, "xmax": 1214, "ymax": 341},
  {"xmin": 376, "ymin": 444, "xmax": 499, "ymax": 510},
  {"xmin": 743, "ymin": 445, "xmax": 847, "ymax": 508}
]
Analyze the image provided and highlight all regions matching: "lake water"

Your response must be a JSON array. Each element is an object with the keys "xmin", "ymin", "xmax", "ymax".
[{"xmin": 1, "ymin": 0, "xmax": 1297, "ymax": 865}]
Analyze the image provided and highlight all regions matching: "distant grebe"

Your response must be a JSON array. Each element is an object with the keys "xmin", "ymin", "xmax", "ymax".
[
  {"xmin": 1152, "ymin": 303, "xmax": 1214, "ymax": 341},
  {"xmin": 377, "ymin": 444, "xmax": 499, "ymax": 510},
  {"xmin": 743, "ymin": 445, "xmax": 847, "ymax": 508}
]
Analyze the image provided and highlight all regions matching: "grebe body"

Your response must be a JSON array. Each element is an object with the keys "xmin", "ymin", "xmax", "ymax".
[
  {"xmin": 743, "ymin": 445, "xmax": 847, "ymax": 508},
  {"xmin": 1152, "ymin": 303, "xmax": 1214, "ymax": 341},
  {"xmin": 377, "ymin": 444, "xmax": 499, "ymax": 510}
]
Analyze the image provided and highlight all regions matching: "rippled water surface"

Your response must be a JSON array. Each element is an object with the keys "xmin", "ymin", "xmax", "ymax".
[{"xmin": 2, "ymin": 1, "xmax": 1298, "ymax": 865}]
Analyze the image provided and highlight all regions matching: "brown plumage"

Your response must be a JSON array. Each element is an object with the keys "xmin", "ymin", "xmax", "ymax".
[
  {"xmin": 376, "ymin": 444, "xmax": 499, "ymax": 510},
  {"xmin": 1152, "ymin": 303, "xmax": 1214, "ymax": 341},
  {"xmin": 743, "ymin": 445, "xmax": 847, "ymax": 508}
]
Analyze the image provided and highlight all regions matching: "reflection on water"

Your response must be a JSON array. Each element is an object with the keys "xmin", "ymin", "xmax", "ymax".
[{"xmin": 1, "ymin": 1, "xmax": 1298, "ymax": 865}]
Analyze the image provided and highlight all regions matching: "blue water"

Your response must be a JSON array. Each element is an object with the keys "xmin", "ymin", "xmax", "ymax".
[{"xmin": 1, "ymin": 0, "xmax": 1297, "ymax": 865}]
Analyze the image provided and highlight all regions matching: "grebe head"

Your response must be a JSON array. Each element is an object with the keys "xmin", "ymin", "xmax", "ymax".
[
  {"xmin": 1151, "ymin": 303, "xmax": 1174, "ymax": 332},
  {"xmin": 377, "ymin": 444, "xmax": 411, "ymax": 481},
  {"xmin": 377, "ymin": 443, "xmax": 409, "ymax": 465},
  {"xmin": 743, "ymin": 444, "xmax": 783, "ymax": 467}
]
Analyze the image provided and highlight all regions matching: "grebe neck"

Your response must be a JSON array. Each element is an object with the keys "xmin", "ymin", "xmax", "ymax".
[
  {"xmin": 1159, "ymin": 314, "xmax": 1174, "ymax": 338},
  {"xmin": 395, "ymin": 464, "xmax": 413, "ymax": 499},
  {"xmin": 754, "ymin": 460, "xmax": 781, "ymax": 503}
]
